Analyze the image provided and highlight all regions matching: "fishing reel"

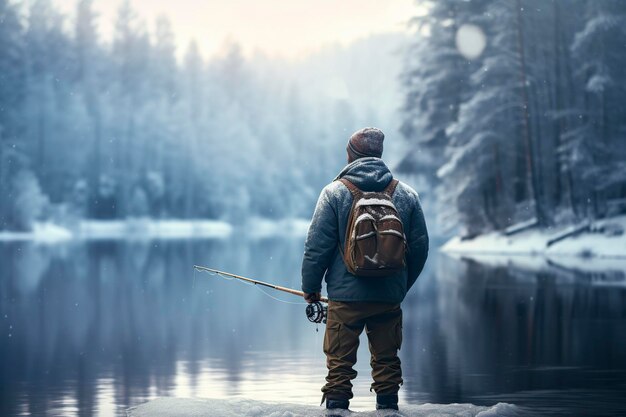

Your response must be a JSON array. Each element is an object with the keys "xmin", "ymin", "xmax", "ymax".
[{"xmin": 306, "ymin": 301, "xmax": 327, "ymax": 324}]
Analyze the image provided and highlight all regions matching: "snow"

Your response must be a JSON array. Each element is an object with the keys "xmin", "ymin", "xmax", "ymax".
[
  {"xmin": 0, "ymin": 218, "xmax": 313, "ymax": 243},
  {"xmin": 364, "ymin": 253, "xmax": 379, "ymax": 265},
  {"xmin": 442, "ymin": 216, "xmax": 626, "ymax": 259},
  {"xmin": 357, "ymin": 231, "xmax": 377, "ymax": 240},
  {"xmin": 0, "ymin": 222, "xmax": 73, "ymax": 243},
  {"xmin": 355, "ymin": 213, "xmax": 376, "ymax": 224},
  {"xmin": 77, "ymin": 220, "xmax": 131, "ymax": 239},
  {"xmin": 356, "ymin": 199, "xmax": 396, "ymax": 209},
  {"xmin": 503, "ymin": 218, "xmax": 537, "ymax": 235},
  {"xmin": 379, "ymin": 215, "xmax": 401, "ymax": 222},
  {"xmin": 79, "ymin": 219, "xmax": 233, "ymax": 240},
  {"xmin": 0, "ymin": 220, "xmax": 233, "ymax": 242},
  {"xmin": 379, "ymin": 229, "xmax": 405, "ymax": 238},
  {"xmin": 443, "ymin": 251, "xmax": 626, "ymax": 287},
  {"xmin": 247, "ymin": 217, "xmax": 310, "ymax": 239},
  {"xmin": 128, "ymin": 397, "xmax": 520, "ymax": 417}
]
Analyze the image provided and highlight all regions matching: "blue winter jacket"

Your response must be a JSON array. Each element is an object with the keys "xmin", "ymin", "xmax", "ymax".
[{"xmin": 301, "ymin": 157, "xmax": 429, "ymax": 303}]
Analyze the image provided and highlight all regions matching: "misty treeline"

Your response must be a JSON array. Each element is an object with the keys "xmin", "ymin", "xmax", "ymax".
[
  {"xmin": 1, "ymin": 0, "xmax": 401, "ymax": 231},
  {"xmin": 401, "ymin": 0, "xmax": 626, "ymax": 236}
]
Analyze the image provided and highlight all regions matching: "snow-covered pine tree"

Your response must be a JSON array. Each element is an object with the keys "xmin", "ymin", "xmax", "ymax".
[
  {"xmin": 24, "ymin": 0, "xmax": 71, "ymax": 192},
  {"xmin": 111, "ymin": 0, "xmax": 151, "ymax": 216},
  {"xmin": 401, "ymin": 1, "xmax": 476, "ymax": 183},
  {"xmin": 10, "ymin": 170, "xmax": 49, "ymax": 231},
  {"xmin": 74, "ymin": 0, "xmax": 105, "ymax": 216},
  {"xmin": 404, "ymin": 0, "xmax": 626, "ymax": 235},
  {"xmin": 0, "ymin": 0, "xmax": 25, "ymax": 229},
  {"xmin": 400, "ymin": 0, "xmax": 488, "ymax": 233},
  {"xmin": 145, "ymin": 16, "xmax": 179, "ymax": 217},
  {"xmin": 439, "ymin": 0, "xmax": 545, "ymax": 234},
  {"xmin": 569, "ymin": 0, "xmax": 626, "ymax": 218}
]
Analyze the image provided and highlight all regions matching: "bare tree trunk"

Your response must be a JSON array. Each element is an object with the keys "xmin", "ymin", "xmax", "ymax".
[
  {"xmin": 0, "ymin": 127, "xmax": 5, "ymax": 228},
  {"xmin": 492, "ymin": 142, "xmax": 505, "ymax": 227},
  {"xmin": 37, "ymin": 84, "xmax": 46, "ymax": 187},
  {"xmin": 515, "ymin": 0, "xmax": 544, "ymax": 225},
  {"xmin": 552, "ymin": 0, "xmax": 576, "ymax": 217},
  {"xmin": 85, "ymin": 83, "xmax": 102, "ymax": 213}
]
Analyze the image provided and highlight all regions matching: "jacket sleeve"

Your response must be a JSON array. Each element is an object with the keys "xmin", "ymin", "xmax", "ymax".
[
  {"xmin": 407, "ymin": 194, "xmax": 429, "ymax": 291},
  {"xmin": 301, "ymin": 186, "xmax": 339, "ymax": 294}
]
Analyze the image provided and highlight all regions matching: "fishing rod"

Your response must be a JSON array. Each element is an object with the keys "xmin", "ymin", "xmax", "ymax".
[{"xmin": 193, "ymin": 265, "xmax": 327, "ymax": 324}]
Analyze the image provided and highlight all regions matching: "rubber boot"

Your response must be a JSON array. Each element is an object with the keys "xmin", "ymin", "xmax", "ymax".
[
  {"xmin": 376, "ymin": 394, "xmax": 399, "ymax": 410},
  {"xmin": 326, "ymin": 398, "xmax": 349, "ymax": 417}
]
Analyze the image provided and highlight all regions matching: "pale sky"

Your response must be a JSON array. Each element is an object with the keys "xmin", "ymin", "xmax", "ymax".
[{"xmin": 51, "ymin": 0, "xmax": 420, "ymax": 60}]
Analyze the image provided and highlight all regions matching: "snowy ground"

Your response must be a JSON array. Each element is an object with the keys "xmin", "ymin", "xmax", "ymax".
[
  {"xmin": 127, "ymin": 397, "xmax": 521, "ymax": 417},
  {"xmin": 443, "ymin": 250, "xmax": 626, "ymax": 288},
  {"xmin": 442, "ymin": 215, "xmax": 626, "ymax": 258},
  {"xmin": 0, "ymin": 218, "xmax": 311, "ymax": 243},
  {"xmin": 245, "ymin": 217, "xmax": 311, "ymax": 239},
  {"xmin": 0, "ymin": 222, "xmax": 74, "ymax": 243}
]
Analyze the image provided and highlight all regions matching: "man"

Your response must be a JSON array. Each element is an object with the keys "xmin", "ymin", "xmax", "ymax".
[{"xmin": 301, "ymin": 127, "xmax": 429, "ymax": 414}]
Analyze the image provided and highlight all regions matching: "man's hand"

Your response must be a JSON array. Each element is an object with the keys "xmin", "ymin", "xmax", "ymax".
[{"xmin": 304, "ymin": 292, "xmax": 321, "ymax": 303}]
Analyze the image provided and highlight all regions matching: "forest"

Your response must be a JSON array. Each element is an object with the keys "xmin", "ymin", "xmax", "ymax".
[
  {"xmin": 1, "ymin": 0, "xmax": 625, "ymax": 238},
  {"xmin": 0, "ymin": 0, "xmax": 404, "ymax": 231},
  {"xmin": 400, "ymin": 0, "xmax": 626, "ymax": 237}
]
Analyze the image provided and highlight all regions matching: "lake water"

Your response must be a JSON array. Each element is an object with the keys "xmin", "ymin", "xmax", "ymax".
[{"xmin": 1, "ymin": 238, "xmax": 625, "ymax": 416}]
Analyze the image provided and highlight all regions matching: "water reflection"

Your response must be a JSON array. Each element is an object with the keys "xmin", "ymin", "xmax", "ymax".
[
  {"xmin": 403, "ymin": 253, "xmax": 626, "ymax": 416},
  {"xmin": 1, "ymin": 241, "xmax": 625, "ymax": 416}
]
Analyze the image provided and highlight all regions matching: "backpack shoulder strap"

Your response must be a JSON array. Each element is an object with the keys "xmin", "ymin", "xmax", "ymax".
[
  {"xmin": 338, "ymin": 178, "xmax": 362, "ymax": 198},
  {"xmin": 384, "ymin": 179, "xmax": 399, "ymax": 197}
]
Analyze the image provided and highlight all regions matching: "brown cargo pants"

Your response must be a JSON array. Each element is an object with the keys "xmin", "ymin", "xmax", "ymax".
[{"xmin": 321, "ymin": 300, "xmax": 403, "ymax": 401}]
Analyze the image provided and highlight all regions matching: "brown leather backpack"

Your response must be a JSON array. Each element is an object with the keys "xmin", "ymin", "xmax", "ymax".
[{"xmin": 339, "ymin": 178, "xmax": 407, "ymax": 277}]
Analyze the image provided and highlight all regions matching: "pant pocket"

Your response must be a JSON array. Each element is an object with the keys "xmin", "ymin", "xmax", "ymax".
[
  {"xmin": 394, "ymin": 322, "xmax": 403, "ymax": 350},
  {"xmin": 324, "ymin": 321, "xmax": 341, "ymax": 355}
]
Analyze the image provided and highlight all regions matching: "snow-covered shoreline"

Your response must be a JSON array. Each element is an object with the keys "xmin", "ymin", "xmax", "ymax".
[
  {"xmin": 442, "ymin": 215, "xmax": 626, "ymax": 259},
  {"xmin": 0, "ymin": 218, "xmax": 311, "ymax": 243},
  {"xmin": 127, "ymin": 397, "xmax": 520, "ymax": 417}
]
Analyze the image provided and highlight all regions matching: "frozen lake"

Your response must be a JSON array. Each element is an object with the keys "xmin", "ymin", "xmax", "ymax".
[{"xmin": 1, "ymin": 238, "xmax": 625, "ymax": 416}]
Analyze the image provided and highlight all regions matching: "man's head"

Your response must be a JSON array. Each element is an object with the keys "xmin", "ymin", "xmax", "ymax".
[{"xmin": 347, "ymin": 127, "xmax": 385, "ymax": 163}]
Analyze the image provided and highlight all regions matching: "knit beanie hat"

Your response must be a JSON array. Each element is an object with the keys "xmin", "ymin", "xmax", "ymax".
[{"xmin": 347, "ymin": 127, "xmax": 384, "ymax": 159}]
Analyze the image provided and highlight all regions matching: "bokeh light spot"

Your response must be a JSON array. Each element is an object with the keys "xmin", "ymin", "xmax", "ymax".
[{"xmin": 455, "ymin": 24, "xmax": 486, "ymax": 59}]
